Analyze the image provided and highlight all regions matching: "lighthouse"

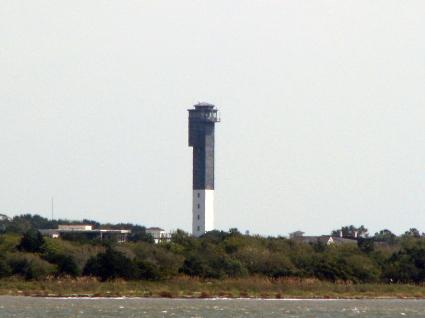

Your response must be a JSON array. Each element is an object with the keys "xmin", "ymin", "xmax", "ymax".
[{"xmin": 188, "ymin": 103, "xmax": 220, "ymax": 237}]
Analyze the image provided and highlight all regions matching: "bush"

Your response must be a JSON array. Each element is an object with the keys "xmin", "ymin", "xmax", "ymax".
[
  {"xmin": 309, "ymin": 248, "xmax": 381, "ymax": 283},
  {"xmin": 0, "ymin": 234, "xmax": 21, "ymax": 254},
  {"xmin": 343, "ymin": 255, "xmax": 381, "ymax": 283},
  {"xmin": 181, "ymin": 254, "xmax": 215, "ymax": 278},
  {"xmin": 129, "ymin": 232, "xmax": 155, "ymax": 244},
  {"xmin": 42, "ymin": 237, "xmax": 104, "ymax": 271},
  {"xmin": 43, "ymin": 253, "xmax": 80, "ymax": 277},
  {"xmin": 128, "ymin": 242, "xmax": 184, "ymax": 279},
  {"xmin": 83, "ymin": 247, "xmax": 138, "ymax": 281},
  {"xmin": 0, "ymin": 258, "xmax": 11, "ymax": 278},
  {"xmin": 17, "ymin": 229, "xmax": 45, "ymax": 253},
  {"xmin": 213, "ymin": 256, "xmax": 248, "ymax": 278},
  {"xmin": 181, "ymin": 253, "xmax": 247, "ymax": 279},
  {"xmin": 358, "ymin": 238, "xmax": 375, "ymax": 253},
  {"xmin": 7, "ymin": 253, "xmax": 56, "ymax": 280},
  {"xmin": 383, "ymin": 239, "xmax": 425, "ymax": 283},
  {"xmin": 136, "ymin": 260, "xmax": 161, "ymax": 280},
  {"xmin": 261, "ymin": 253, "xmax": 295, "ymax": 278}
]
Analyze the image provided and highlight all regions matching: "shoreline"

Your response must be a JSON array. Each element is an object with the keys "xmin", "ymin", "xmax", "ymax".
[
  {"xmin": 1, "ymin": 277, "xmax": 425, "ymax": 300},
  {"xmin": 1, "ymin": 295, "xmax": 425, "ymax": 300}
]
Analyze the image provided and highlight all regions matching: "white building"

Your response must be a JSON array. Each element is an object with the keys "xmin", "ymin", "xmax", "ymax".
[
  {"xmin": 40, "ymin": 224, "xmax": 131, "ymax": 243},
  {"xmin": 58, "ymin": 224, "xmax": 93, "ymax": 231},
  {"xmin": 146, "ymin": 227, "xmax": 170, "ymax": 243}
]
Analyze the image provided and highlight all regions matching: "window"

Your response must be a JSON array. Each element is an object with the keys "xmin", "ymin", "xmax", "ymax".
[
  {"xmin": 197, "ymin": 215, "xmax": 200, "ymax": 220},
  {"xmin": 197, "ymin": 204, "xmax": 200, "ymax": 209},
  {"xmin": 197, "ymin": 193, "xmax": 200, "ymax": 198},
  {"xmin": 197, "ymin": 226, "xmax": 200, "ymax": 231}
]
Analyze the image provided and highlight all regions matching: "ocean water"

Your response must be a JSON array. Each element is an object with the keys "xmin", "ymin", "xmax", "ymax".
[{"xmin": 0, "ymin": 297, "xmax": 425, "ymax": 317}]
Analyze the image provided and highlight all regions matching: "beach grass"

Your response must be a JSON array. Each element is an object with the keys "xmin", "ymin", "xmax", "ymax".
[{"xmin": 1, "ymin": 276, "xmax": 425, "ymax": 299}]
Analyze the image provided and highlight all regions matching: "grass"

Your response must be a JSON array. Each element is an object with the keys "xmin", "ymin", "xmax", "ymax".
[{"xmin": 1, "ymin": 276, "xmax": 425, "ymax": 299}]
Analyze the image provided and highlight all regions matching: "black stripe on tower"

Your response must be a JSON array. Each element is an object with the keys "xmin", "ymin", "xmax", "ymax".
[{"xmin": 188, "ymin": 104, "xmax": 219, "ymax": 190}]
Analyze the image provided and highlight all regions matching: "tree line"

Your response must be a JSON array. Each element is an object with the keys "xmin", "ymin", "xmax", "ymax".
[{"xmin": 1, "ymin": 214, "xmax": 425, "ymax": 283}]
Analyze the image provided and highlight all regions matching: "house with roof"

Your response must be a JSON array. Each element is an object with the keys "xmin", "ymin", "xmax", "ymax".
[
  {"xmin": 146, "ymin": 227, "xmax": 171, "ymax": 243},
  {"xmin": 39, "ymin": 224, "xmax": 131, "ymax": 243},
  {"xmin": 289, "ymin": 230, "xmax": 357, "ymax": 246}
]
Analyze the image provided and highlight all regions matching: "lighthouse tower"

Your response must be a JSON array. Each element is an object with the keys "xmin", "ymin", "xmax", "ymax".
[{"xmin": 188, "ymin": 103, "xmax": 220, "ymax": 237}]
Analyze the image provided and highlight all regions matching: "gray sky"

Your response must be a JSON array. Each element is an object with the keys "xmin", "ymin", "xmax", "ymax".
[{"xmin": 1, "ymin": 1, "xmax": 424, "ymax": 236}]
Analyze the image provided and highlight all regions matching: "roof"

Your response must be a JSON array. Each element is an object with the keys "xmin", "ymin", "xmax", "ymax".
[
  {"xmin": 193, "ymin": 102, "xmax": 215, "ymax": 110},
  {"xmin": 146, "ymin": 227, "xmax": 165, "ymax": 231},
  {"xmin": 289, "ymin": 231, "xmax": 305, "ymax": 237},
  {"xmin": 39, "ymin": 229, "xmax": 131, "ymax": 234},
  {"xmin": 59, "ymin": 224, "xmax": 93, "ymax": 227},
  {"xmin": 292, "ymin": 236, "xmax": 357, "ymax": 245},
  {"xmin": 195, "ymin": 102, "xmax": 214, "ymax": 107}
]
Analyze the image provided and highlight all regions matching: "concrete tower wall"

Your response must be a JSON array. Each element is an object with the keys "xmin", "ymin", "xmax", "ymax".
[
  {"xmin": 188, "ymin": 103, "xmax": 219, "ymax": 237},
  {"xmin": 192, "ymin": 125, "xmax": 215, "ymax": 190},
  {"xmin": 192, "ymin": 190, "xmax": 214, "ymax": 236}
]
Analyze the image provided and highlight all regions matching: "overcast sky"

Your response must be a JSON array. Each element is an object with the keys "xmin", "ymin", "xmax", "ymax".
[{"xmin": 1, "ymin": 1, "xmax": 424, "ymax": 236}]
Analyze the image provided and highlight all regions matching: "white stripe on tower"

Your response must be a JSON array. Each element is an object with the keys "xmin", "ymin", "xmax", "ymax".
[{"xmin": 192, "ymin": 190, "xmax": 214, "ymax": 237}]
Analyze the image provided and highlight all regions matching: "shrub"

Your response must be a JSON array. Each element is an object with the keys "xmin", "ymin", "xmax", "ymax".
[
  {"xmin": 83, "ymin": 247, "xmax": 138, "ymax": 281},
  {"xmin": 261, "ymin": 253, "xmax": 295, "ymax": 278},
  {"xmin": 17, "ymin": 229, "xmax": 45, "ymax": 253},
  {"xmin": 343, "ymin": 254, "xmax": 381, "ymax": 283},
  {"xmin": 0, "ymin": 234, "xmax": 21, "ymax": 254},
  {"xmin": 128, "ymin": 242, "xmax": 184, "ymax": 279},
  {"xmin": 43, "ymin": 237, "xmax": 104, "ymax": 271},
  {"xmin": 7, "ymin": 253, "xmax": 56, "ymax": 280},
  {"xmin": 357, "ymin": 238, "xmax": 375, "ymax": 253},
  {"xmin": 383, "ymin": 240, "xmax": 425, "ymax": 283},
  {"xmin": 181, "ymin": 254, "xmax": 211, "ymax": 277},
  {"xmin": 210, "ymin": 256, "xmax": 248, "ymax": 278},
  {"xmin": 129, "ymin": 232, "xmax": 155, "ymax": 244},
  {"xmin": 43, "ymin": 253, "xmax": 80, "ymax": 277},
  {"xmin": 0, "ymin": 258, "xmax": 11, "ymax": 278},
  {"xmin": 136, "ymin": 260, "xmax": 161, "ymax": 280}
]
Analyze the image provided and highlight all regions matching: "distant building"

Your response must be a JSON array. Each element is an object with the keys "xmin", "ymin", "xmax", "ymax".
[
  {"xmin": 58, "ymin": 224, "xmax": 93, "ymax": 231},
  {"xmin": 146, "ymin": 227, "xmax": 171, "ymax": 244},
  {"xmin": 291, "ymin": 235, "xmax": 357, "ymax": 246},
  {"xmin": 39, "ymin": 224, "xmax": 130, "ymax": 243},
  {"xmin": 289, "ymin": 231, "xmax": 305, "ymax": 239}
]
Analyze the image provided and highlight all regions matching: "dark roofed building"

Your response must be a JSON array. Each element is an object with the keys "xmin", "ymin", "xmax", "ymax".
[
  {"xmin": 292, "ymin": 235, "xmax": 357, "ymax": 246},
  {"xmin": 39, "ymin": 224, "xmax": 130, "ymax": 243}
]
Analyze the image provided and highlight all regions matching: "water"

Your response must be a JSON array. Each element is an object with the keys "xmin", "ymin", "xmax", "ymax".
[{"xmin": 0, "ymin": 297, "xmax": 425, "ymax": 317}]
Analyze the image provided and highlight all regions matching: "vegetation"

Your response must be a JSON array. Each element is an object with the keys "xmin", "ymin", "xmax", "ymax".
[
  {"xmin": 2, "ymin": 214, "xmax": 425, "ymax": 298},
  {"xmin": 0, "ymin": 214, "xmax": 153, "ymax": 243},
  {"xmin": 1, "ymin": 277, "xmax": 425, "ymax": 299}
]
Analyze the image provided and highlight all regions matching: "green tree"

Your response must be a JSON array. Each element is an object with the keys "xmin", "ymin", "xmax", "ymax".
[
  {"xmin": 17, "ymin": 229, "xmax": 45, "ymax": 253},
  {"xmin": 343, "ymin": 254, "xmax": 381, "ymax": 283},
  {"xmin": 43, "ymin": 253, "xmax": 80, "ymax": 277},
  {"xmin": 129, "ymin": 231, "xmax": 154, "ymax": 243},
  {"xmin": 331, "ymin": 225, "xmax": 368, "ymax": 238},
  {"xmin": 83, "ymin": 247, "xmax": 138, "ymax": 281},
  {"xmin": 0, "ymin": 257, "xmax": 11, "ymax": 278},
  {"xmin": 136, "ymin": 260, "xmax": 161, "ymax": 280},
  {"xmin": 402, "ymin": 228, "xmax": 421, "ymax": 238},
  {"xmin": 384, "ymin": 239, "xmax": 425, "ymax": 283},
  {"xmin": 374, "ymin": 229, "xmax": 397, "ymax": 244},
  {"xmin": 357, "ymin": 238, "xmax": 375, "ymax": 253},
  {"xmin": 7, "ymin": 253, "xmax": 56, "ymax": 280}
]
